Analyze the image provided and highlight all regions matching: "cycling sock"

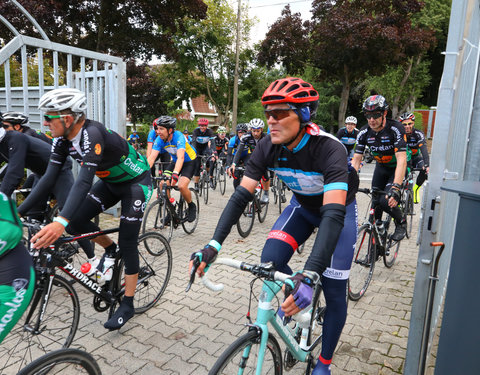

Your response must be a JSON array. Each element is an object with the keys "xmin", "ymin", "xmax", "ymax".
[
  {"xmin": 105, "ymin": 242, "xmax": 118, "ymax": 256},
  {"xmin": 312, "ymin": 356, "xmax": 331, "ymax": 375},
  {"xmin": 104, "ymin": 296, "xmax": 134, "ymax": 331}
]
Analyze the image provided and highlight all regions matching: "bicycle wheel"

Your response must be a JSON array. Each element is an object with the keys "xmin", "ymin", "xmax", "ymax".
[
  {"xmin": 236, "ymin": 200, "xmax": 255, "ymax": 238},
  {"xmin": 404, "ymin": 190, "xmax": 414, "ymax": 238},
  {"xmin": 278, "ymin": 180, "xmax": 287, "ymax": 214},
  {"xmin": 219, "ymin": 166, "xmax": 226, "ymax": 196},
  {"xmin": 134, "ymin": 232, "xmax": 173, "ymax": 313},
  {"xmin": 306, "ymin": 285, "xmax": 326, "ymax": 370},
  {"xmin": 141, "ymin": 199, "xmax": 173, "ymax": 242},
  {"xmin": 1, "ymin": 275, "xmax": 80, "ymax": 374},
  {"xmin": 348, "ymin": 224, "xmax": 376, "ymax": 301},
  {"xmin": 209, "ymin": 330, "xmax": 282, "ymax": 375},
  {"xmin": 181, "ymin": 188, "xmax": 200, "ymax": 234},
  {"xmin": 257, "ymin": 197, "xmax": 268, "ymax": 223},
  {"xmin": 202, "ymin": 172, "xmax": 209, "ymax": 204},
  {"xmin": 211, "ymin": 164, "xmax": 218, "ymax": 190},
  {"xmin": 17, "ymin": 348, "xmax": 101, "ymax": 375},
  {"xmin": 383, "ymin": 216, "xmax": 400, "ymax": 268}
]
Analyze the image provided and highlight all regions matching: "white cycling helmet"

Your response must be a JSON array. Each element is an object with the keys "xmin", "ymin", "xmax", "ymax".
[
  {"xmin": 249, "ymin": 118, "xmax": 265, "ymax": 130},
  {"xmin": 345, "ymin": 116, "xmax": 357, "ymax": 125},
  {"xmin": 2, "ymin": 111, "xmax": 28, "ymax": 125},
  {"xmin": 38, "ymin": 88, "xmax": 87, "ymax": 113}
]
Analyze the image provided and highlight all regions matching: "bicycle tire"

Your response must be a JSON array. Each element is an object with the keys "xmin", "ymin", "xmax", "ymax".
[
  {"xmin": 297, "ymin": 242, "xmax": 305, "ymax": 255},
  {"xmin": 209, "ymin": 329, "xmax": 283, "ymax": 375},
  {"xmin": 236, "ymin": 200, "xmax": 255, "ymax": 238},
  {"xmin": 211, "ymin": 164, "xmax": 218, "ymax": 190},
  {"xmin": 271, "ymin": 175, "xmax": 279, "ymax": 205},
  {"xmin": 306, "ymin": 284, "xmax": 326, "ymax": 371},
  {"xmin": 202, "ymin": 172, "xmax": 209, "ymax": 204},
  {"xmin": 141, "ymin": 199, "xmax": 173, "ymax": 242},
  {"xmin": 404, "ymin": 190, "xmax": 414, "ymax": 238},
  {"xmin": 219, "ymin": 166, "xmax": 226, "ymax": 195},
  {"xmin": 257, "ymin": 196, "xmax": 268, "ymax": 223},
  {"xmin": 181, "ymin": 188, "xmax": 200, "ymax": 234},
  {"xmin": 134, "ymin": 232, "xmax": 173, "ymax": 313},
  {"xmin": 383, "ymin": 216, "xmax": 400, "ymax": 268},
  {"xmin": 348, "ymin": 224, "xmax": 376, "ymax": 301},
  {"xmin": 17, "ymin": 348, "xmax": 102, "ymax": 375},
  {"xmin": 0, "ymin": 275, "xmax": 80, "ymax": 374},
  {"xmin": 278, "ymin": 180, "xmax": 287, "ymax": 214}
]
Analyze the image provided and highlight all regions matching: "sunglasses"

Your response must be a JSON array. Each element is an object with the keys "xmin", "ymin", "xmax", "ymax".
[
  {"xmin": 44, "ymin": 114, "xmax": 70, "ymax": 122},
  {"xmin": 364, "ymin": 112, "xmax": 383, "ymax": 120},
  {"xmin": 403, "ymin": 122, "xmax": 414, "ymax": 126},
  {"xmin": 264, "ymin": 108, "xmax": 293, "ymax": 121}
]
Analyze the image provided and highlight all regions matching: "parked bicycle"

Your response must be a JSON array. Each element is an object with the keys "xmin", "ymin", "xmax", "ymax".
[
  {"xmin": 235, "ymin": 167, "xmax": 269, "ymax": 238},
  {"xmin": 0, "ymin": 223, "xmax": 172, "ymax": 374},
  {"xmin": 141, "ymin": 175, "xmax": 200, "ymax": 241},
  {"xmin": 348, "ymin": 187, "xmax": 402, "ymax": 301},
  {"xmin": 187, "ymin": 257, "xmax": 326, "ymax": 375}
]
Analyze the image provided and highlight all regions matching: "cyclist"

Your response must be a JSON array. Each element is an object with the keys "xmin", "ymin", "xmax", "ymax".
[
  {"xmin": 399, "ymin": 112, "xmax": 429, "ymax": 203},
  {"xmin": 232, "ymin": 118, "xmax": 270, "ymax": 203},
  {"xmin": 147, "ymin": 121, "xmax": 170, "ymax": 176},
  {"xmin": 210, "ymin": 126, "xmax": 229, "ymax": 182},
  {"xmin": 183, "ymin": 129, "xmax": 192, "ymax": 143},
  {"xmin": 1, "ymin": 111, "xmax": 52, "ymax": 144},
  {"xmin": 191, "ymin": 117, "xmax": 216, "ymax": 189},
  {"xmin": 336, "ymin": 116, "xmax": 359, "ymax": 158},
  {"xmin": 147, "ymin": 115, "xmax": 197, "ymax": 222},
  {"xmin": 351, "ymin": 95, "xmax": 409, "ymax": 242},
  {"xmin": 127, "ymin": 130, "xmax": 140, "ymax": 148},
  {"xmin": 190, "ymin": 77, "xmax": 359, "ymax": 375},
  {"xmin": 27, "ymin": 88, "xmax": 153, "ymax": 331},
  {"xmin": 226, "ymin": 122, "xmax": 249, "ymax": 189},
  {"xmin": 0, "ymin": 192, "xmax": 35, "ymax": 344}
]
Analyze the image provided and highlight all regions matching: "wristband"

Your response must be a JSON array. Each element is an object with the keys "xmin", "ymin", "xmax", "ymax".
[
  {"xmin": 53, "ymin": 216, "xmax": 69, "ymax": 227},
  {"xmin": 208, "ymin": 240, "xmax": 222, "ymax": 252}
]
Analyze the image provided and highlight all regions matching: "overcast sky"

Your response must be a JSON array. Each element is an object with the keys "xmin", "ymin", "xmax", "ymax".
[{"xmin": 246, "ymin": 0, "xmax": 313, "ymax": 45}]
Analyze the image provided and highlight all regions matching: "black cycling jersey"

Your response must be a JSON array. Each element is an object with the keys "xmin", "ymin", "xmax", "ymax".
[
  {"xmin": 232, "ymin": 132, "xmax": 266, "ymax": 166},
  {"xmin": 406, "ymin": 129, "xmax": 429, "ymax": 166},
  {"xmin": 0, "ymin": 131, "xmax": 71, "ymax": 196},
  {"xmin": 336, "ymin": 127, "xmax": 359, "ymax": 154},
  {"xmin": 192, "ymin": 127, "xmax": 215, "ymax": 154},
  {"xmin": 20, "ymin": 120, "xmax": 149, "ymax": 221},
  {"xmin": 214, "ymin": 135, "xmax": 229, "ymax": 153},
  {"xmin": 355, "ymin": 118, "xmax": 409, "ymax": 167},
  {"xmin": 22, "ymin": 126, "xmax": 52, "ymax": 144},
  {"xmin": 245, "ymin": 126, "xmax": 358, "ymax": 210}
]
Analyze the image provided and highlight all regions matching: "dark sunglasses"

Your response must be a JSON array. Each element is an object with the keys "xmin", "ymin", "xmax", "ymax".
[
  {"xmin": 264, "ymin": 108, "xmax": 292, "ymax": 121},
  {"xmin": 403, "ymin": 122, "xmax": 414, "ymax": 126},
  {"xmin": 44, "ymin": 114, "xmax": 70, "ymax": 122},
  {"xmin": 364, "ymin": 112, "xmax": 383, "ymax": 120}
]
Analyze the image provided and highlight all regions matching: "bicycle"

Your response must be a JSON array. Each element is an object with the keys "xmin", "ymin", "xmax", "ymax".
[
  {"xmin": 0, "ymin": 223, "xmax": 172, "ymax": 374},
  {"xmin": 347, "ymin": 187, "xmax": 402, "ymax": 301},
  {"xmin": 17, "ymin": 348, "xmax": 102, "ymax": 375},
  {"xmin": 141, "ymin": 175, "xmax": 200, "ymax": 241},
  {"xmin": 197, "ymin": 154, "xmax": 211, "ymax": 204},
  {"xmin": 187, "ymin": 257, "xmax": 326, "ymax": 374},
  {"xmin": 400, "ymin": 167, "xmax": 423, "ymax": 238},
  {"xmin": 271, "ymin": 173, "xmax": 288, "ymax": 213},
  {"xmin": 214, "ymin": 155, "xmax": 227, "ymax": 195},
  {"xmin": 235, "ymin": 167, "xmax": 269, "ymax": 238}
]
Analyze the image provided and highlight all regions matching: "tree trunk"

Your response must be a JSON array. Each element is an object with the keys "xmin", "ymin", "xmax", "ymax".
[{"xmin": 338, "ymin": 64, "xmax": 350, "ymax": 129}]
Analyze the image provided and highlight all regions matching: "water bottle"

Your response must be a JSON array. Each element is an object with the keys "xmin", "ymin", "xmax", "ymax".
[{"xmin": 96, "ymin": 256, "xmax": 115, "ymax": 285}]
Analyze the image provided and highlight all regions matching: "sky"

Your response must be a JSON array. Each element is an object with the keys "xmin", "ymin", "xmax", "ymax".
[{"xmin": 246, "ymin": 0, "xmax": 313, "ymax": 45}]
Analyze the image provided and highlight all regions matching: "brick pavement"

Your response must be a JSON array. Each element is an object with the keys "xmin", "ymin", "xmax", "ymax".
[{"xmin": 40, "ymin": 176, "xmax": 424, "ymax": 374}]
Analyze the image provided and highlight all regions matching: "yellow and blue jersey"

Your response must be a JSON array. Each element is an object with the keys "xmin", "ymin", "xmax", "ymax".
[{"xmin": 153, "ymin": 130, "xmax": 197, "ymax": 162}]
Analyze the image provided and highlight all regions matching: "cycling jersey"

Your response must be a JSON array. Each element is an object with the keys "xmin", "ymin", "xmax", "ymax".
[
  {"xmin": 227, "ymin": 135, "xmax": 248, "ymax": 165},
  {"xmin": 192, "ymin": 127, "xmax": 215, "ymax": 154},
  {"xmin": 355, "ymin": 119, "xmax": 410, "ymax": 167},
  {"xmin": 246, "ymin": 126, "xmax": 358, "ymax": 210},
  {"xmin": 232, "ymin": 132, "xmax": 265, "ymax": 166},
  {"xmin": 0, "ymin": 193, "xmax": 34, "ymax": 344},
  {"xmin": 0, "ymin": 131, "xmax": 72, "ymax": 196},
  {"xmin": 336, "ymin": 127, "xmax": 359, "ymax": 154},
  {"xmin": 406, "ymin": 129, "xmax": 429, "ymax": 166},
  {"xmin": 152, "ymin": 130, "xmax": 197, "ymax": 162},
  {"xmin": 147, "ymin": 129, "xmax": 158, "ymax": 144},
  {"xmin": 214, "ymin": 135, "xmax": 229, "ymax": 153},
  {"xmin": 127, "ymin": 133, "xmax": 139, "ymax": 143}
]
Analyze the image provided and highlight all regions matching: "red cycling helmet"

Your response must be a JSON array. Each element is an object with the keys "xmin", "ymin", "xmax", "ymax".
[
  {"xmin": 197, "ymin": 118, "xmax": 209, "ymax": 126},
  {"xmin": 261, "ymin": 77, "xmax": 319, "ymax": 107}
]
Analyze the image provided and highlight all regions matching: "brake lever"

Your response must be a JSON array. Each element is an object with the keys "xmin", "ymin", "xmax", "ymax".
[{"xmin": 185, "ymin": 256, "xmax": 201, "ymax": 292}]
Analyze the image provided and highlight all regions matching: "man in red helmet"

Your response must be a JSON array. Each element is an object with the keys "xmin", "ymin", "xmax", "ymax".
[{"xmin": 189, "ymin": 77, "xmax": 359, "ymax": 374}]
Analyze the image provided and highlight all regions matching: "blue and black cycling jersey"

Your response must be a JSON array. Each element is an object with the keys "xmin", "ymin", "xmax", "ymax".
[
  {"xmin": 336, "ymin": 127, "xmax": 359, "ymax": 154},
  {"xmin": 147, "ymin": 129, "xmax": 158, "ymax": 144},
  {"xmin": 192, "ymin": 127, "xmax": 215, "ymax": 154},
  {"xmin": 152, "ymin": 130, "xmax": 197, "ymax": 162}
]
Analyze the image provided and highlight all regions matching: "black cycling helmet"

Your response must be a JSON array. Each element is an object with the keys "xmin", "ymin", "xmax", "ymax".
[
  {"xmin": 153, "ymin": 116, "xmax": 176, "ymax": 129},
  {"xmin": 362, "ymin": 95, "xmax": 389, "ymax": 112},
  {"xmin": 236, "ymin": 123, "xmax": 248, "ymax": 132},
  {"xmin": 2, "ymin": 111, "xmax": 28, "ymax": 125},
  {"xmin": 399, "ymin": 112, "xmax": 415, "ymax": 122}
]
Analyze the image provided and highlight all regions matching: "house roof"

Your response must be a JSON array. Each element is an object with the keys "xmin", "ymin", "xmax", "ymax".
[{"xmin": 191, "ymin": 95, "xmax": 217, "ymax": 115}]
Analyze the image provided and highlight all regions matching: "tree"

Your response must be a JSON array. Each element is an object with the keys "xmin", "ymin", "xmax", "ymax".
[
  {"xmin": 162, "ymin": 0, "xmax": 254, "ymax": 126},
  {"xmin": 0, "ymin": 0, "xmax": 207, "ymax": 61}
]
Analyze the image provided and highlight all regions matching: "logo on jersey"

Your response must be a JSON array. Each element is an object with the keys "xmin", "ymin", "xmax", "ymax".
[{"xmin": 95, "ymin": 143, "xmax": 102, "ymax": 155}]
